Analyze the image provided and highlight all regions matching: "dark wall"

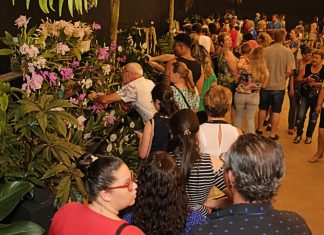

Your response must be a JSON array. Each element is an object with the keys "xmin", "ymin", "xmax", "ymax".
[{"xmin": 0, "ymin": 0, "xmax": 323, "ymax": 73}]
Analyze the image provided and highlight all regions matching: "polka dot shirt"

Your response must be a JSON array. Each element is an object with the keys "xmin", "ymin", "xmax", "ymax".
[{"xmin": 189, "ymin": 203, "xmax": 311, "ymax": 235}]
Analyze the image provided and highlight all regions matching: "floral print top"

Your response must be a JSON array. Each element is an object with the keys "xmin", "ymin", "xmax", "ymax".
[
  {"xmin": 217, "ymin": 51, "xmax": 237, "ymax": 87},
  {"xmin": 171, "ymin": 86, "xmax": 200, "ymax": 110}
]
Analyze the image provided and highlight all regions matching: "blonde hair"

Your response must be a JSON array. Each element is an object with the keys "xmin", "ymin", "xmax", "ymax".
[
  {"xmin": 204, "ymin": 86, "xmax": 232, "ymax": 118},
  {"xmin": 250, "ymin": 47, "xmax": 269, "ymax": 83},
  {"xmin": 191, "ymin": 42, "xmax": 214, "ymax": 79},
  {"xmin": 257, "ymin": 33, "xmax": 272, "ymax": 48},
  {"xmin": 172, "ymin": 62, "xmax": 196, "ymax": 97}
]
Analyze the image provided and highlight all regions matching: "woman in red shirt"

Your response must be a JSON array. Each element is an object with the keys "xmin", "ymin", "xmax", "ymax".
[{"xmin": 49, "ymin": 156, "xmax": 144, "ymax": 235}]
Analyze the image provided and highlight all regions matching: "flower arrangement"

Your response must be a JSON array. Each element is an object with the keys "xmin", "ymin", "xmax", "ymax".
[{"xmin": 0, "ymin": 16, "xmax": 144, "ymax": 206}]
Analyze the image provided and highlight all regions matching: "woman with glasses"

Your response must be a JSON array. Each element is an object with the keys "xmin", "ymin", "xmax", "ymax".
[
  {"xmin": 49, "ymin": 156, "xmax": 144, "ymax": 235},
  {"xmin": 123, "ymin": 151, "xmax": 207, "ymax": 235}
]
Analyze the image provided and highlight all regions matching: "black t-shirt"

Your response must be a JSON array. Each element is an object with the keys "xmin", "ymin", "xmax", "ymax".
[{"xmin": 176, "ymin": 57, "xmax": 202, "ymax": 84}]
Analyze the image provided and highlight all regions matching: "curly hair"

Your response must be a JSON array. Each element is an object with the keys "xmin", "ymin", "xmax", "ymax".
[
  {"xmin": 191, "ymin": 43, "xmax": 215, "ymax": 79},
  {"xmin": 224, "ymin": 134, "xmax": 285, "ymax": 203},
  {"xmin": 169, "ymin": 109, "xmax": 201, "ymax": 182},
  {"xmin": 131, "ymin": 151, "xmax": 188, "ymax": 235}
]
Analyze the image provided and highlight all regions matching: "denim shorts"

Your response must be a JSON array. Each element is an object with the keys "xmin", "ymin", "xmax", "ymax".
[
  {"xmin": 320, "ymin": 107, "xmax": 324, "ymax": 129},
  {"xmin": 259, "ymin": 90, "xmax": 285, "ymax": 113}
]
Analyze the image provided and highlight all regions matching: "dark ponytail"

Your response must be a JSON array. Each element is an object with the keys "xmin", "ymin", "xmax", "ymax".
[
  {"xmin": 152, "ymin": 83, "xmax": 179, "ymax": 117},
  {"xmin": 169, "ymin": 109, "xmax": 200, "ymax": 182}
]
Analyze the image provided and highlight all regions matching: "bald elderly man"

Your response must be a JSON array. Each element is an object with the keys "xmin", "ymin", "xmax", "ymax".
[{"xmin": 89, "ymin": 62, "xmax": 157, "ymax": 122}]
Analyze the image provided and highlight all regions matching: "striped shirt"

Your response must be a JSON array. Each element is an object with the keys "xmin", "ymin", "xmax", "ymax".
[{"xmin": 175, "ymin": 154, "xmax": 226, "ymax": 216}]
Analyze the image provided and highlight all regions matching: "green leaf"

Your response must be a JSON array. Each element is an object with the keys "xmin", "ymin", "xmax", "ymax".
[
  {"xmin": 0, "ymin": 181, "xmax": 34, "ymax": 221},
  {"xmin": 68, "ymin": 0, "xmax": 74, "ymax": 17},
  {"xmin": 59, "ymin": 0, "xmax": 65, "ymax": 16},
  {"xmin": 46, "ymin": 99, "xmax": 75, "ymax": 110},
  {"xmin": 26, "ymin": 0, "xmax": 31, "ymax": 10},
  {"xmin": 36, "ymin": 112, "xmax": 48, "ymax": 133},
  {"xmin": 71, "ymin": 130, "xmax": 83, "ymax": 144},
  {"xmin": 0, "ymin": 94, "xmax": 9, "ymax": 112},
  {"xmin": 56, "ymin": 176, "xmax": 71, "ymax": 204},
  {"xmin": 39, "ymin": 0, "xmax": 49, "ymax": 14},
  {"xmin": 50, "ymin": 111, "xmax": 79, "ymax": 126},
  {"xmin": 75, "ymin": 175, "xmax": 87, "ymax": 197},
  {"xmin": 0, "ymin": 49, "xmax": 14, "ymax": 56},
  {"xmin": 55, "ymin": 117, "xmax": 67, "ymax": 138},
  {"xmin": 42, "ymin": 164, "xmax": 69, "ymax": 179},
  {"xmin": 75, "ymin": 0, "xmax": 82, "ymax": 15},
  {"xmin": 20, "ymin": 100, "xmax": 41, "ymax": 114},
  {"xmin": 84, "ymin": 0, "xmax": 88, "ymax": 12},
  {"xmin": 27, "ymin": 177, "xmax": 45, "ymax": 187},
  {"xmin": 72, "ymin": 47, "xmax": 81, "ymax": 60},
  {"xmin": 49, "ymin": 0, "xmax": 55, "ymax": 11},
  {"xmin": 0, "ymin": 221, "xmax": 44, "ymax": 235}
]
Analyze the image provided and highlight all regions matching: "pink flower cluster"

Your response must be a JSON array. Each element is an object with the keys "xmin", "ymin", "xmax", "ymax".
[
  {"xmin": 92, "ymin": 22, "xmax": 102, "ymax": 31},
  {"xmin": 98, "ymin": 47, "xmax": 109, "ymax": 60},
  {"xmin": 20, "ymin": 44, "xmax": 39, "ymax": 58},
  {"xmin": 103, "ymin": 111, "xmax": 117, "ymax": 127},
  {"xmin": 56, "ymin": 43, "xmax": 70, "ymax": 55},
  {"xmin": 69, "ymin": 93, "xmax": 86, "ymax": 105},
  {"xmin": 22, "ymin": 72, "xmax": 44, "ymax": 95},
  {"xmin": 60, "ymin": 67, "xmax": 74, "ymax": 81},
  {"xmin": 15, "ymin": 15, "xmax": 30, "ymax": 28},
  {"xmin": 92, "ymin": 103, "xmax": 108, "ymax": 114},
  {"xmin": 41, "ymin": 71, "xmax": 57, "ymax": 86}
]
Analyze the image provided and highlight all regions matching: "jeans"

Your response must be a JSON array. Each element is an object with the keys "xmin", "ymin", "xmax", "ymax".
[
  {"xmin": 234, "ymin": 92, "xmax": 259, "ymax": 133},
  {"xmin": 288, "ymin": 91, "xmax": 300, "ymax": 130},
  {"xmin": 296, "ymin": 95, "xmax": 319, "ymax": 137}
]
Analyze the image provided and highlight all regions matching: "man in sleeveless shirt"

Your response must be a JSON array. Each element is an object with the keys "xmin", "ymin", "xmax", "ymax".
[
  {"xmin": 147, "ymin": 33, "xmax": 204, "ymax": 94},
  {"xmin": 165, "ymin": 33, "xmax": 204, "ymax": 93}
]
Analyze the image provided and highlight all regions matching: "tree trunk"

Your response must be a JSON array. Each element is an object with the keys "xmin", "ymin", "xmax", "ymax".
[
  {"xmin": 169, "ymin": 0, "xmax": 174, "ymax": 34},
  {"xmin": 110, "ymin": 0, "xmax": 120, "ymax": 43}
]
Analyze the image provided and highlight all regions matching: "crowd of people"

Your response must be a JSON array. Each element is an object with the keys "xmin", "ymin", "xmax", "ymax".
[{"xmin": 48, "ymin": 11, "xmax": 324, "ymax": 235}]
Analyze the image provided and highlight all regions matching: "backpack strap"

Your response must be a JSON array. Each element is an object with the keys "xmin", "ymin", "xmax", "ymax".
[{"xmin": 115, "ymin": 223, "xmax": 131, "ymax": 235}]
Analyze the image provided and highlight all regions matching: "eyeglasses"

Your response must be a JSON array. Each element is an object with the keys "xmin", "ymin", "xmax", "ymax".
[{"xmin": 105, "ymin": 171, "xmax": 137, "ymax": 192}]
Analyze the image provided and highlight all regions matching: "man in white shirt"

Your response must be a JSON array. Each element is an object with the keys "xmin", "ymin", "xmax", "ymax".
[
  {"xmin": 89, "ymin": 62, "xmax": 156, "ymax": 122},
  {"xmin": 192, "ymin": 23, "xmax": 215, "ymax": 54}
]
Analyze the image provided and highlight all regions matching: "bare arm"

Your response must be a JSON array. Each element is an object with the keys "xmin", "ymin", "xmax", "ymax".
[
  {"xmin": 286, "ymin": 66, "xmax": 293, "ymax": 78},
  {"xmin": 316, "ymin": 85, "xmax": 324, "ymax": 113},
  {"xmin": 225, "ymin": 51, "xmax": 239, "ymax": 81},
  {"xmin": 297, "ymin": 66, "xmax": 306, "ymax": 82},
  {"xmin": 151, "ymin": 54, "xmax": 176, "ymax": 62},
  {"xmin": 94, "ymin": 93, "xmax": 122, "ymax": 104},
  {"xmin": 195, "ymin": 66, "xmax": 205, "ymax": 94},
  {"xmin": 148, "ymin": 61, "xmax": 165, "ymax": 73},
  {"xmin": 136, "ymin": 120, "xmax": 153, "ymax": 159},
  {"xmin": 164, "ymin": 59, "xmax": 177, "ymax": 85},
  {"xmin": 210, "ymin": 38, "xmax": 215, "ymax": 54}
]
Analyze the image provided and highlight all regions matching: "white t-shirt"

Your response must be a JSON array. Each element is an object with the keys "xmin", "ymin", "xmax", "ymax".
[
  {"xmin": 199, "ymin": 122, "xmax": 240, "ymax": 157},
  {"xmin": 198, "ymin": 35, "xmax": 213, "ymax": 53},
  {"xmin": 116, "ymin": 77, "xmax": 157, "ymax": 122}
]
